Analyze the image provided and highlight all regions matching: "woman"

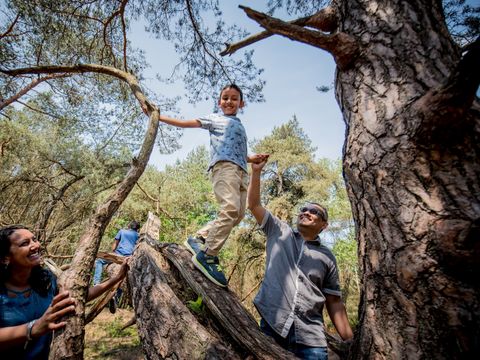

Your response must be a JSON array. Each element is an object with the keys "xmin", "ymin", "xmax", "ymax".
[{"xmin": 0, "ymin": 224, "xmax": 129, "ymax": 359}]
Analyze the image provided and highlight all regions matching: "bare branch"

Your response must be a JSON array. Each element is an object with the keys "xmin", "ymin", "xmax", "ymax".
[
  {"xmin": 220, "ymin": 15, "xmax": 312, "ymax": 56},
  {"xmin": 102, "ymin": 0, "xmax": 130, "ymax": 68},
  {"xmin": 220, "ymin": 6, "xmax": 338, "ymax": 57},
  {"xmin": 1, "ymin": 64, "xmax": 154, "ymax": 113},
  {"xmin": 0, "ymin": 74, "xmax": 71, "ymax": 111},
  {"xmin": 0, "ymin": 13, "xmax": 20, "ymax": 39},
  {"xmin": 237, "ymin": 6, "xmax": 358, "ymax": 70},
  {"xmin": 120, "ymin": 0, "xmax": 129, "ymax": 71},
  {"xmin": 305, "ymin": 6, "xmax": 338, "ymax": 32},
  {"xmin": 16, "ymin": 100, "xmax": 64, "ymax": 121},
  {"xmin": 185, "ymin": 0, "xmax": 231, "ymax": 82}
]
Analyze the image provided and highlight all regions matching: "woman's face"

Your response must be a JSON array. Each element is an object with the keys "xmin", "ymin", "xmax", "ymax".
[{"xmin": 4, "ymin": 229, "xmax": 42, "ymax": 270}]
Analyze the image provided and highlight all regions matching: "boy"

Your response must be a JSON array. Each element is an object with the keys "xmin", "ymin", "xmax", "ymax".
[{"xmin": 157, "ymin": 84, "xmax": 267, "ymax": 287}]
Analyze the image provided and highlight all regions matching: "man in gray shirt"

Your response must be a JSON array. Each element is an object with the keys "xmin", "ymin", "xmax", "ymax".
[{"xmin": 247, "ymin": 159, "xmax": 353, "ymax": 359}]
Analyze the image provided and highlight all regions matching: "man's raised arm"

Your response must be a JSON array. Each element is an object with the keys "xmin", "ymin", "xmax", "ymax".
[{"xmin": 247, "ymin": 159, "xmax": 268, "ymax": 225}]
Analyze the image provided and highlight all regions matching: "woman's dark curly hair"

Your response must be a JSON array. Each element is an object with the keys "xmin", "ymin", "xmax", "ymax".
[{"xmin": 0, "ymin": 225, "xmax": 52, "ymax": 297}]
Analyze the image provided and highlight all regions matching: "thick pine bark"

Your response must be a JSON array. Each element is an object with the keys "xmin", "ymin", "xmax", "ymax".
[
  {"xmin": 335, "ymin": 0, "xmax": 480, "ymax": 358},
  {"xmin": 129, "ymin": 242, "xmax": 241, "ymax": 359}
]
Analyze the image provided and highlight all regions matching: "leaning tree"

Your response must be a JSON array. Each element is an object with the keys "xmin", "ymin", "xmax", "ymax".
[{"xmin": 1, "ymin": 0, "xmax": 478, "ymax": 359}]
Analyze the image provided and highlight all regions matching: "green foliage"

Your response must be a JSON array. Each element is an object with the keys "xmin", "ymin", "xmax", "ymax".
[
  {"xmin": 119, "ymin": 146, "xmax": 215, "ymax": 244},
  {"xmin": 187, "ymin": 296, "xmax": 205, "ymax": 314},
  {"xmin": 0, "ymin": 104, "xmax": 135, "ymax": 255}
]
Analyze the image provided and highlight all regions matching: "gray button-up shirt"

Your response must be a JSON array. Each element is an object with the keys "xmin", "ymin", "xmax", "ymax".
[
  {"xmin": 198, "ymin": 113, "xmax": 248, "ymax": 172},
  {"xmin": 253, "ymin": 211, "xmax": 342, "ymax": 347}
]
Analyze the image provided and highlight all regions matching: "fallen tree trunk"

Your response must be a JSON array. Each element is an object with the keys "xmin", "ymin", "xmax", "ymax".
[{"xmin": 129, "ymin": 238, "xmax": 297, "ymax": 359}]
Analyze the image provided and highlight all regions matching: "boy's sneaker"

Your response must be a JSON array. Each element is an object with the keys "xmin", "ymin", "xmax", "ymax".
[
  {"xmin": 184, "ymin": 236, "xmax": 205, "ymax": 255},
  {"xmin": 192, "ymin": 251, "xmax": 227, "ymax": 287}
]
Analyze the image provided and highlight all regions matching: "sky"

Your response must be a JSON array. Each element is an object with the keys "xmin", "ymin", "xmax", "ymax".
[{"xmin": 129, "ymin": 2, "xmax": 345, "ymax": 170}]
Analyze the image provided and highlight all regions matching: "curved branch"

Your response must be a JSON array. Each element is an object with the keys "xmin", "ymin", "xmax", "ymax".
[
  {"xmin": 220, "ymin": 6, "xmax": 338, "ymax": 57},
  {"xmin": 1, "ymin": 64, "xmax": 153, "ymax": 112},
  {"xmin": 237, "ymin": 6, "xmax": 358, "ymax": 70},
  {"xmin": 1, "ymin": 63, "xmax": 160, "ymax": 359}
]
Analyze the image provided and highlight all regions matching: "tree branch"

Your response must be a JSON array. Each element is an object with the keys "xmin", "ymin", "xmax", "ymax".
[
  {"xmin": 1, "ymin": 64, "xmax": 154, "ymax": 114},
  {"xmin": 0, "ymin": 74, "xmax": 70, "ymax": 111},
  {"xmin": 119, "ymin": 0, "xmax": 128, "ymax": 71},
  {"xmin": 0, "ymin": 13, "xmax": 20, "ymax": 39},
  {"xmin": 236, "ymin": 6, "xmax": 358, "ymax": 70},
  {"xmin": 185, "ymin": 0, "xmax": 231, "ymax": 82},
  {"xmin": 413, "ymin": 36, "xmax": 480, "ymax": 140},
  {"xmin": 220, "ymin": 6, "xmax": 338, "ymax": 57},
  {"xmin": 0, "ymin": 63, "xmax": 160, "ymax": 359}
]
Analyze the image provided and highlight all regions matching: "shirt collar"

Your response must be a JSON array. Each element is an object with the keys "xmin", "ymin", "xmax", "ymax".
[{"xmin": 294, "ymin": 229, "xmax": 321, "ymax": 245}]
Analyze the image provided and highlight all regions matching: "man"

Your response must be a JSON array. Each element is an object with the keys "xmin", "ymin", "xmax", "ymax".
[
  {"xmin": 93, "ymin": 220, "xmax": 140, "ymax": 312},
  {"xmin": 247, "ymin": 160, "xmax": 353, "ymax": 359}
]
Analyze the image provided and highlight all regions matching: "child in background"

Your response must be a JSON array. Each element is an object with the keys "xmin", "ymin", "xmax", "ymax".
[{"xmin": 157, "ymin": 84, "xmax": 268, "ymax": 287}]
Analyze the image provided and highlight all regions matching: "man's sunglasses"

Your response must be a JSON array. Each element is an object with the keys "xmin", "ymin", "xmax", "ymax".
[{"xmin": 299, "ymin": 206, "xmax": 325, "ymax": 220}]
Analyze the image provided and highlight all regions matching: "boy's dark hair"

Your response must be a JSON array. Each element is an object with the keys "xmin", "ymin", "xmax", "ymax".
[
  {"xmin": 220, "ymin": 84, "xmax": 243, "ymax": 101},
  {"xmin": 0, "ymin": 225, "xmax": 53, "ymax": 297},
  {"xmin": 129, "ymin": 221, "xmax": 140, "ymax": 231}
]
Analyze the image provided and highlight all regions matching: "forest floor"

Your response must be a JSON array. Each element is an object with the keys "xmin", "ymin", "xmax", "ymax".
[
  {"xmin": 84, "ymin": 308, "xmax": 342, "ymax": 359},
  {"xmin": 84, "ymin": 308, "xmax": 143, "ymax": 360}
]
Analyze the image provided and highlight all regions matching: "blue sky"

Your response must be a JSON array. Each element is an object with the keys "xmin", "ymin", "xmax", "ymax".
[{"xmin": 130, "ymin": 2, "xmax": 345, "ymax": 170}]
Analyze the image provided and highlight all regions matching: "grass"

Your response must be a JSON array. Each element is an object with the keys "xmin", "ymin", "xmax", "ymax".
[{"xmin": 84, "ymin": 308, "xmax": 143, "ymax": 360}]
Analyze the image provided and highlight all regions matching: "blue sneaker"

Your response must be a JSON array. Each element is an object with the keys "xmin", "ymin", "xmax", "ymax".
[
  {"xmin": 192, "ymin": 251, "xmax": 227, "ymax": 287},
  {"xmin": 184, "ymin": 236, "xmax": 205, "ymax": 255}
]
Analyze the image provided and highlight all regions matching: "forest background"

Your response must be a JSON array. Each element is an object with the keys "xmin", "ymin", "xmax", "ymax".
[
  {"xmin": 0, "ymin": 0, "xmax": 359, "ymax": 320},
  {"xmin": 0, "ymin": 0, "xmax": 478, "ymax": 358}
]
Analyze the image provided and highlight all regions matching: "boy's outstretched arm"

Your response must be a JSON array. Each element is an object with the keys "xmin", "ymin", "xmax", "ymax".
[
  {"xmin": 248, "ymin": 160, "xmax": 268, "ymax": 224},
  {"xmin": 159, "ymin": 114, "xmax": 201, "ymax": 128}
]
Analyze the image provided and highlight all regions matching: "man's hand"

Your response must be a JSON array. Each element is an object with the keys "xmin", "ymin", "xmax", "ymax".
[
  {"xmin": 248, "ymin": 153, "xmax": 269, "ymax": 164},
  {"xmin": 251, "ymin": 157, "xmax": 268, "ymax": 172}
]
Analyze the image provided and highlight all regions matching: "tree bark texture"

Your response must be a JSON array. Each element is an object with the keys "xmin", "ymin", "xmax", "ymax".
[
  {"xmin": 334, "ymin": 0, "xmax": 479, "ymax": 358},
  {"xmin": 129, "ymin": 240, "xmax": 297, "ymax": 360}
]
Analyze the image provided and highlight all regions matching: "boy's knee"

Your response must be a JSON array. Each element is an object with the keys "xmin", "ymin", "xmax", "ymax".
[{"xmin": 223, "ymin": 207, "xmax": 241, "ymax": 222}]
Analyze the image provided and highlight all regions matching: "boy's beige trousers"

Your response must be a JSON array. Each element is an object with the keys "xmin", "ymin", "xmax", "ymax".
[{"xmin": 197, "ymin": 161, "xmax": 248, "ymax": 256}]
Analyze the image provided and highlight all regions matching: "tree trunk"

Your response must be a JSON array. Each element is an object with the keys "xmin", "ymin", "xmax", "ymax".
[
  {"xmin": 46, "ymin": 67, "xmax": 160, "ymax": 359},
  {"xmin": 336, "ymin": 0, "xmax": 480, "ymax": 358},
  {"xmin": 128, "ymin": 236, "xmax": 297, "ymax": 359}
]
